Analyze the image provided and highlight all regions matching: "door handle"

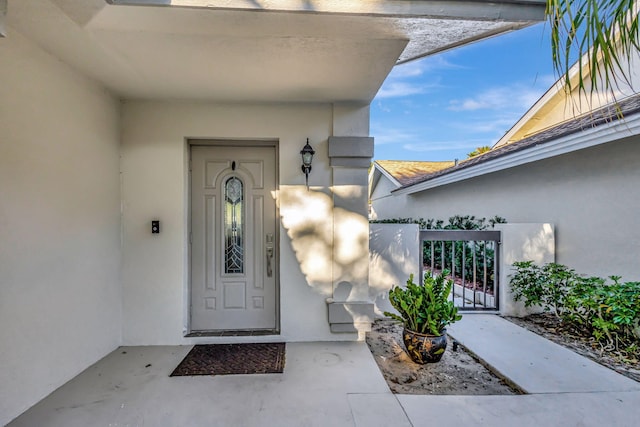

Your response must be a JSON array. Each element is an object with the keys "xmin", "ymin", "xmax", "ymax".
[{"xmin": 266, "ymin": 247, "xmax": 274, "ymax": 277}]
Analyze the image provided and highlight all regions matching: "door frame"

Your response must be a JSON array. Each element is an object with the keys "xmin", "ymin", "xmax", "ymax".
[{"xmin": 184, "ymin": 138, "xmax": 280, "ymax": 336}]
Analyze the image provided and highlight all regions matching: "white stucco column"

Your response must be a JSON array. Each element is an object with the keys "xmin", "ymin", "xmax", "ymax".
[
  {"xmin": 331, "ymin": 164, "xmax": 371, "ymax": 302},
  {"xmin": 325, "ymin": 103, "xmax": 375, "ymax": 334},
  {"xmin": 369, "ymin": 223, "xmax": 420, "ymax": 316},
  {"xmin": 496, "ymin": 223, "xmax": 555, "ymax": 317}
]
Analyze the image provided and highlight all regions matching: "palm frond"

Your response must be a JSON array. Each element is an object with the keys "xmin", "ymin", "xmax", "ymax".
[{"xmin": 547, "ymin": 0, "xmax": 639, "ymax": 96}]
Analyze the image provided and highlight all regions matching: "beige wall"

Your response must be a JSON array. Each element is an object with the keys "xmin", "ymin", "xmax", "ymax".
[
  {"xmin": 120, "ymin": 101, "xmax": 370, "ymax": 344},
  {"xmin": 0, "ymin": 30, "xmax": 121, "ymax": 425},
  {"xmin": 372, "ymin": 136, "xmax": 640, "ymax": 281}
]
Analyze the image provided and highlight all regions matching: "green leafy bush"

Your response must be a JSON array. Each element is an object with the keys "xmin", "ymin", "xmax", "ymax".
[
  {"xmin": 509, "ymin": 262, "xmax": 578, "ymax": 318},
  {"xmin": 510, "ymin": 261, "xmax": 640, "ymax": 356},
  {"xmin": 384, "ymin": 270, "xmax": 462, "ymax": 336}
]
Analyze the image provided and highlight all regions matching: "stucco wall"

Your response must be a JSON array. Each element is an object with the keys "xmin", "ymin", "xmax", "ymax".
[
  {"xmin": 120, "ymin": 101, "xmax": 367, "ymax": 344},
  {"xmin": 372, "ymin": 137, "xmax": 640, "ymax": 281},
  {"xmin": 369, "ymin": 223, "xmax": 420, "ymax": 316},
  {"xmin": 0, "ymin": 30, "xmax": 121, "ymax": 425},
  {"xmin": 369, "ymin": 173, "xmax": 400, "ymax": 220}
]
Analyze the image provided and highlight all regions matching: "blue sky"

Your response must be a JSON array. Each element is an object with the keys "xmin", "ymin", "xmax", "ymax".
[{"xmin": 371, "ymin": 23, "xmax": 557, "ymax": 161}]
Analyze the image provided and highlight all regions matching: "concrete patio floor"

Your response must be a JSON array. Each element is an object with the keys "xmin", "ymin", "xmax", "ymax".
[
  {"xmin": 8, "ymin": 316, "xmax": 640, "ymax": 427},
  {"xmin": 8, "ymin": 342, "xmax": 407, "ymax": 427}
]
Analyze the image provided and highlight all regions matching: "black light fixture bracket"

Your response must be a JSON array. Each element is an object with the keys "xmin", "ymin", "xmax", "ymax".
[{"xmin": 300, "ymin": 138, "xmax": 315, "ymax": 190}]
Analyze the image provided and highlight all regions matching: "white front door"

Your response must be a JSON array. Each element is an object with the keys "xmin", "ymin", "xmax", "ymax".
[{"xmin": 190, "ymin": 143, "xmax": 278, "ymax": 332}]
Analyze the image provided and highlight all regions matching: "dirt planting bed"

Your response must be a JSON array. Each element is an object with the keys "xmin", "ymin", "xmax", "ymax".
[{"xmin": 366, "ymin": 319, "xmax": 520, "ymax": 395}]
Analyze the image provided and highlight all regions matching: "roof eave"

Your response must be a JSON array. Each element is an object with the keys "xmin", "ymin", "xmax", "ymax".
[
  {"xmin": 373, "ymin": 162, "xmax": 402, "ymax": 187},
  {"xmin": 107, "ymin": 1, "xmax": 547, "ymax": 21},
  {"xmin": 393, "ymin": 112, "xmax": 640, "ymax": 196}
]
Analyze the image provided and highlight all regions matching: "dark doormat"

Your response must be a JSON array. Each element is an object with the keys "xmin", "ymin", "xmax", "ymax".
[{"xmin": 170, "ymin": 343, "xmax": 286, "ymax": 376}]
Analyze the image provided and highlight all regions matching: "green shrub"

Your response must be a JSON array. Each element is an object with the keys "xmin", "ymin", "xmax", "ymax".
[
  {"xmin": 509, "ymin": 261, "xmax": 640, "ymax": 356},
  {"xmin": 509, "ymin": 262, "xmax": 578, "ymax": 318}
]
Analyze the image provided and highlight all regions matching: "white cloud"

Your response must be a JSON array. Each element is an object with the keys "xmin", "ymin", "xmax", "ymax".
[
  {"xmin": 371, "ymin": 127, "xmax": 421, "ymax": 146},
  {"xmin": 377, "ymin": 82, "xmax": 430, "ymax": 99},
  {"xmin": 388, "ymin": 56, "xmax": 462, "ymax": 79},
  {"xmin": 450, "ymin": 99, "xmax": 486, "ymax": 111},
  {"xmin": 389, "ymin": 61, "xmax": 427, "ymax": 79},
  {"xmin": 374, "ymin": 56, "xmax": 462, "ymax": 100},
  {"xmin": 403, "ymin": 139, "xmax": 492, "ymax": 153},
  {"xmin": 454, "ymin": 116, "xmax": 520, "ymax": 134},
  {"xmin": 534, "ymin": 73, "xmax": 558, "ymax": 88},
  {"xmin": 429, "ymin": 56, "xmax": 465, "ymax": 70},
  {"xmin": 376, "ymin": 100, "xmax": 391, "ymax": 113},
  {"xmin": 447, "ymin": 84, "xmax": 548, "ymax": 112}
]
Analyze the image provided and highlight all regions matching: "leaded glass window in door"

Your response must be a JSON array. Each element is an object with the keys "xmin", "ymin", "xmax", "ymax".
[{"xmin": 224, "ymin": 176, "xmax": 244, "ymax": 274}]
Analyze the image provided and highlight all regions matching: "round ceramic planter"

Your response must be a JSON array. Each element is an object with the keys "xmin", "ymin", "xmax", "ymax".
[{"xmin": 402, "ymin": 327, "xmax": 448, "ymax": 364}]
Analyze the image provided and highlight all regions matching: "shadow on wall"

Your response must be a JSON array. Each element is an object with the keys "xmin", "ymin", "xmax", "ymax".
[
  {"xmin": 502, "ymin": 223, "xmax": 555, "ymax": 266},
  {"xmin": 333, "ymin": 206, "xmax": 369, "ymax": 302},
  {"xmin": 278, "ymin": 185, "xmax": 370, "ymax": 302},
  {"xmin": 278, "ymin": 186, "xmax": 334, "ymax": 297},
  {"xmin": 369, "ymin": 223, "xmax": 420, "ymax": 316}
]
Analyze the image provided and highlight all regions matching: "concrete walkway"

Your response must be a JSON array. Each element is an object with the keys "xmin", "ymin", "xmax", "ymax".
[
  {"xmin": 8, "ymin": 315, "xmax": 640, "ymax": 427},
  {"xmin": 438, "ymin": 315, "xmax": 640, "ymax": 426},
  {"xmin": 448, "ymin": 314, "xmax": 640, "ymax": 394}
]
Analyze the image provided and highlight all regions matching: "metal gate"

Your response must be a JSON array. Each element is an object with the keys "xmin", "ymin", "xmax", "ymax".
[{"xmin": 419, "ymin": 230, "xmax": 501, "ymax": 311}]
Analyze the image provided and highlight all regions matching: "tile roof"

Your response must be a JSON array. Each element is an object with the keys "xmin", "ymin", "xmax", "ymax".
[
  {"xmin": 398, "ymin": 93, "xmax": 640, "ymax": 189},
  {"xmin": 375, "ymin": 160, "xmax": 456, "ymax": 186}
]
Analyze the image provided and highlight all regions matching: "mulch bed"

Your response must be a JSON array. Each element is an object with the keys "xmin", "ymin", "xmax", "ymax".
[{"xmin": 170, "ymin": 343, "xmax": 286, "ymax": 376}]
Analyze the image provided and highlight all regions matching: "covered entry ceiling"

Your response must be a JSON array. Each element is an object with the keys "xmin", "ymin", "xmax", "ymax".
[{"xmin": 7, "ymin": 0, "xmax": 545, "ymax": 102}]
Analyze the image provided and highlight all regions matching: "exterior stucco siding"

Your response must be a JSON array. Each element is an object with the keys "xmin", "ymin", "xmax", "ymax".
[
  {"xmin": 120, "ymin": 101, "xmax": 371, "ymax": 345},
  {"xmin": 370, "ymin": 175, "xmax": 408, "ymax": 219},
  {"xmin": 0, "ymin": 29, "xmax": 122, "ymax": 425},
  {"xmin": 375, "ymin": 137, "xmax": 640, "ymax": 281}
]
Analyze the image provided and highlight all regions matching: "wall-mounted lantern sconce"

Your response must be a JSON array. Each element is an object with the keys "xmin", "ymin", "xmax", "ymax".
[{"xmin": 300, "ymin": 138, "xmax": 315, "ymax": 190}]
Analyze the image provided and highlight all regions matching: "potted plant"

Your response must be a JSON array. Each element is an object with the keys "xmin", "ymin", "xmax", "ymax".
[{"xmin": 384, "ymin": 270, "xmax": 462, "ymax": 363}]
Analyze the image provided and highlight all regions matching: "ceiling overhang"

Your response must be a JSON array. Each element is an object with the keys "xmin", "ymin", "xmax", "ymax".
[
  {"xmin": 106, "ymin": 0, "xmax": 545, "ymax": 22},
  {"xmin": 6, "ymin": 0, "xmax": 546, "ymax": 102}
]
